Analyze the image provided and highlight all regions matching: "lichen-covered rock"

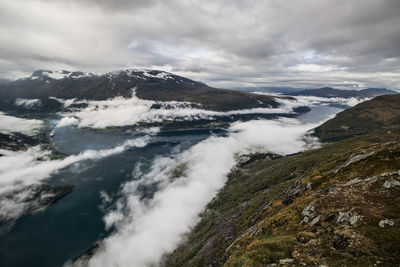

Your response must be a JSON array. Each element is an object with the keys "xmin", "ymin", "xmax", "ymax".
[
  {"xmin": 383, "ymin": 178, "xmax": 400, "ymax": 188},
  {"xmin": 346, "ymin": 178, "xmax": 362, "ymax": 186},
  {"xmin": 306, "ymin": 182, "xmax": 312, "ymax": 190},
  {"xmin": 349, "ymin": 215, "xmax": 360, "ymax": 226},
  {"xmin": 334, "ymin": 151, "xmax": 375, "ymax": 172},
  {"xmin": 336, "ymin": 212, "xmax": 350, "ymax": 225},
  {"xmin": 282, "ymin": 180, "xmax": 305, "ymax": 205},
  {"xmin": 302, "ymin": 200, "xmax": 316, "ymax": 219},
  {"xmin": 310, "ymin": 215, "xmax": 321, "ymax": 226},
  {"xmin": 378, "ymin": 219, "xmax": 394, "ymax": 228},
  {"xmin": 279, "ymin": 258, "xmax": 294, "ymax": 264}
]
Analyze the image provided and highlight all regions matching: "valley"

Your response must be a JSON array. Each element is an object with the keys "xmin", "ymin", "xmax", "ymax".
[{"xmin": 0, "ymin": 70, "xmax": 398, "ymax": 267}]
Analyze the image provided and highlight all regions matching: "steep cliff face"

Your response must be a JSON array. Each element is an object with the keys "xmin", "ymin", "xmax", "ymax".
[{"xmin": 167, "ymin": 95, "xmax": 400, "ymax": 267}]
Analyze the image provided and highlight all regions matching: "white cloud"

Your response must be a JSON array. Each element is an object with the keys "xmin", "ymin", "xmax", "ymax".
[
  {"xmin": 0, "ymin": 136, "xmax": 151, "ymax": 222},
  {"xmin": 56, "ymin": 117, "xmax": 79, "ymax": 128},
  {"xmin": 49, "ymin": 97, "xmax": 76, "ymax": 108},
  {"xmin": 289, "ymin": 95, "xmax": 369, "ymax": 107},
  {"xmin": 253, "ymin": 92, "xmax": 369, "ymax": 108},
  {"xmin": 83, "ymin": 118, "xmax": 321, "ymax": 267},
  {"xmin": 0, "ymin": 112, "xmax": 42, "ymax": 135},
  {"xmin": 66, "ymin": 90, "xmax": 305, "ymax": 129}
]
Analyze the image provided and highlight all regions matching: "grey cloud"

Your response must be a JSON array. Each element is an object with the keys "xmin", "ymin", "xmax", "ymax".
[
  {"xmin": 45, "ymin": 0, "xmax": 157, "ymax": 12},
  {"xmin": 0, "ymin": 0, "xmax": 399, "ymax": 89}
]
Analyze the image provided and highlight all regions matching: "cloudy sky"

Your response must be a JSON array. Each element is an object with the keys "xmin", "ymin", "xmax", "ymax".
[{"xmin": 0, "ymin": 0, "xmax": 399, "ymax": 89}]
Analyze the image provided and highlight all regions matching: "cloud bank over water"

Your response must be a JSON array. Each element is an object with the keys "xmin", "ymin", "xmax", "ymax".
[
  {"xmin": 0, "ymin": 137, "xmax": 150, "ymax": 222},
  {"xmin": 0, "ymin": 112, "xmax": 42, "ymax": 135},
  {"xmin": 253, "ymin": 92, "xmax": 369, "ymax": 108},
  {"xmin": 64, "ymin": 91, "xmax": 306, "ymax": 129},
  {"xmin": 56, "ymin": 116, "xmax": 79, "ymax": 128},
  {"xmin": 60, "ymin": 91, "xmax": 366, "ymax": 130},
  {"xmin": 85, "ymin": 118, "xmax": 320, "ymax": 267}
]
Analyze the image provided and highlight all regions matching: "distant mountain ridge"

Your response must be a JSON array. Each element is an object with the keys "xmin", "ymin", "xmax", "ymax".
[
  {"xmin": 0, "ymin": 69, "xmax": 283, "ymax": 112},
  {"xmin": 288, "ymin": 87, "xmax": 398, "ymax": 98}
]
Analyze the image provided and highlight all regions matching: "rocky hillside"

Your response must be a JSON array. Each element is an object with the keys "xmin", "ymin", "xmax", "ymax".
[
  {"xmin": 314, "ymin": 94, "xmax": 400, "ymax": 142},
  {"xmin": 289, "ymin": 87, "xmax": 397, "ymax": 98},
  {"xmin": 166, "ymin": 95, "xmax": 400, "ymax": 267},
  {"xmin": 0, "ymin": 70, "xmax": 282, "ymax": 112}
]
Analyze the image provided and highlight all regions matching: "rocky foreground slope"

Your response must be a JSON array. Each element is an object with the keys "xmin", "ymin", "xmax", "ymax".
[{"xmin": 166, "ymin": 95, "xmax": 400, "ymax": 266}]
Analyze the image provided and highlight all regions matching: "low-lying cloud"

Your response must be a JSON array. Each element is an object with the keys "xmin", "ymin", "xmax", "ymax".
[
  {"xmin": 83, "ymin": 118, "xmax": 320, "ymax": 267},
  {"xmin": 64, "ymin": 91, "xmax": 306, "ymax": 129},
  {"xmin": 0, "ymin": 136, "xmax": 150, "ymax": 222},
  {"xmin": 56, "ymin": 116, "xmax": 79, "ymax": 128},
  {"xmin": 253, "ymin": 92, "xmax": 369, "ymax": 108},
  {"xmin": 0, "ymin": 112, "xmax": 42, "ymax": 135}
]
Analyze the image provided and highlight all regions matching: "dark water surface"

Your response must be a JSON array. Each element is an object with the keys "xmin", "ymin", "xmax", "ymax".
[
  {"xmin": 0, "ymin": 104, "xmax": 343, "ymax": 267},
  {"xmin": 0, "ymin": 128, "xmax": 215, "ymax": 267}
]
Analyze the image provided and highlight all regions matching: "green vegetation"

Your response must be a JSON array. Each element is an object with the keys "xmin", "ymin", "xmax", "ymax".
[
  {"xmin": 169, "ymin": 133, "xmax": 400, "ymax": 266},
  {"xmin": 167, "ymin": 95, "xmax": 400, "ymax": 267},
  {"xmin": 169, "ymin": 163, "xmax": 188, "ymax": 181},
  {"xmin": 44, "ymin": 152, "xmax": 67, "ymax": 160},
  {"xmin": 314, "ymin": 94, "xmax": 400, "ymax": 142}
]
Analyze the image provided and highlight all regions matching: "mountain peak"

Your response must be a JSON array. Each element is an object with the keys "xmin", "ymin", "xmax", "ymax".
[
  {"xmin": 26, "ymin": 69, "xmax": 204, "ymax": 85},
  {"xmin": 29, "ymin": 70, "xmax": 95, "ymax": 80}
]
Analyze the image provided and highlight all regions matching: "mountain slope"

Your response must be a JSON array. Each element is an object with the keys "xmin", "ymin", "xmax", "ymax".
[
  {"xmin": 0, "ymin": 70, "xmax": 282, "ymax": 112},
  {"xmin": 314, "ymin": 94, "xmax": 400, "ymax": 142},
  {"xmin": 289, "ymin": 87, "xmax": 397, "ymax": 98},
  {"xmin": 167, "ymin": 95, "xmax": 400, "ymax": 267}
]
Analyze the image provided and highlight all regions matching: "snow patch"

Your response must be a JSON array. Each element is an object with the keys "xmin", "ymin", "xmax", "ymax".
[
  {"xmin": 31, "ymin": 70, "xmax": 95, "ymax": 80},
  {"xmin": 142, "ymin": 70, "xmax": 173, "ymax": 80},
  {"xmin": 14, "ymin": 98, "xmax": 42, "ymax": 109},
  {"xmin": 42, "ymin": 70, "xmax": 71, "ymax": 79},
  {"xmin": 49, "ymin": 97, "xmax": 76, "ymax": 107}
]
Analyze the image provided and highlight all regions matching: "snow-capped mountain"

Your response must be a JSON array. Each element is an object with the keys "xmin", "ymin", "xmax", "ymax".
[{"xmin": 0, "ymin": 69, "xmax": 280, "ymax": 112}]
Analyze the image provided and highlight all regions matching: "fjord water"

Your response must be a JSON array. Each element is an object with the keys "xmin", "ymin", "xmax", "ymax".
[
  {"xmin": 0, "ymin": 128, "xmax": 218, "ymax": 267},
  {"xmin": 0, "ymin": 104, "xmax": 343, "ymax": 267}
]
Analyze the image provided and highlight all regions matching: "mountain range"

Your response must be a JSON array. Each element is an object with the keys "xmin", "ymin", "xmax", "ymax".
[
  {"xmin": 288, "ymin": 87, "xmax": 397, "ymax": 98},
  {"xmin": 1, "ymin": 70, "xmax": 397, "ymax": 115},
  {"xmin": 0, "ymin": 70, "xmax": 282, "ymax": 112}
]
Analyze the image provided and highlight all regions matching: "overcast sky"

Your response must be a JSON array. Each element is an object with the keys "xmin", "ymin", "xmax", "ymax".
[{"xmin": 0, "ymin": 0, "xmax": 399, "ymax": 89}]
